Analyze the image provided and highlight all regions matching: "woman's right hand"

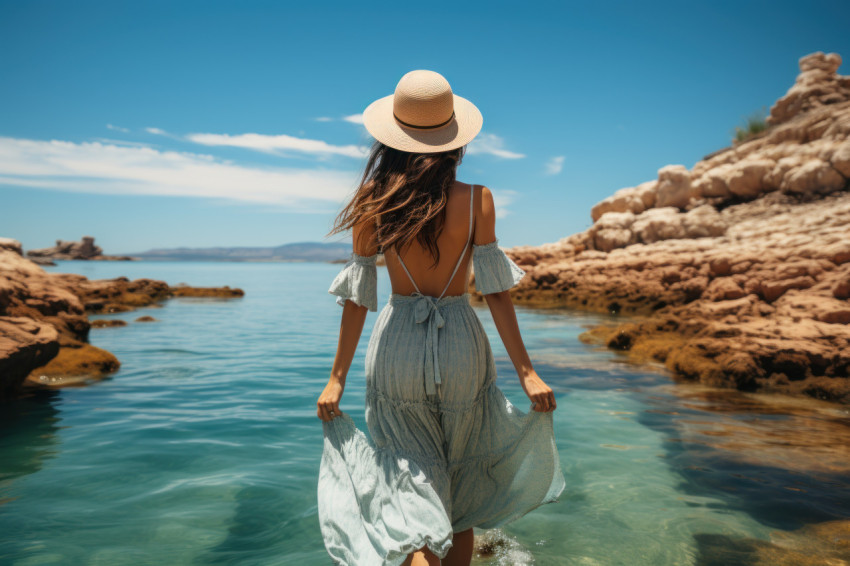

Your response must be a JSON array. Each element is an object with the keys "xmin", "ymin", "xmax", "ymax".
[
  {"xmin": 317, "ymin": 378, "xmax": 344, "ymax": 422},
  {"xmin": 520, "ymin": 371, "xmax": 556, "ymax": 412}
]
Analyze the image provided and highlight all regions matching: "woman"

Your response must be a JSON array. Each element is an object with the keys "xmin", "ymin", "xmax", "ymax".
[{"xmin": 317, "ymin": 70, "xmax": 565, "ymax": 566}]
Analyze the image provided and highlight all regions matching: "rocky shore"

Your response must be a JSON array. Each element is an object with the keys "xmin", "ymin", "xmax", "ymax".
[
  {"xmin": 0, "ymin": 237, "xmax": 243, "ymax": 400},
  {"xmin": 477, "ymin": 51, "xmax": 850, "ymax": 404}
]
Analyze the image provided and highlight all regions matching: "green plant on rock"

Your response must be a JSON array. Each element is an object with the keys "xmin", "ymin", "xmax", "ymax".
[{"xmin": 732, "ymin": 106, "xmax": 769, "ymax": 143}]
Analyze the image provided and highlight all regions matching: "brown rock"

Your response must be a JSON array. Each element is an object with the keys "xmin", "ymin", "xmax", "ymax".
[
  {"xmin": 589, "ymin": 211, "xmax": 636, "ymax": 252},
  {"xmin": 26, "ymin": 339, "xmax": 120, "ymax": 388},
  {"xmin": 832, "ymin": 140, "xmax": 850, "ymax": 177},
  {"xmin": 25, "ymin": 236, "xmax": 138, "ymax": 261},
  {"xmin": 0, "ymin": 238, "xmax": 23, "ymax": 255},
  {"xmin": 727, "ymin": 159, "xmax": 774, "ymax": 198},
  {"xmin": 769, "ymin": 52, "xmax": 850, "ymax": 125},
  {"xmin": 782, "ymin": 159, "xmax": 846, "ymax": 196},
  {"xmin": 694, "ymin": 165, "xmax": 733, "ymax": 199},
  {"xmin": 0, "ymin": 316, "xmax": 59, "ymax": 398},
  {"xmin": 1, "ymin": 241, "xmax": 244, "ymax": 398},
  {"xmin": 694, "ymin": 519, "xmax": 850, "ymax": 565},
  {"xmin": 761, "ymin": 277, "xmax": 816, "ymax": 302},
  {"xmin": 631, "ymin": 207, "xmax": 685, "ymax": 243},
  {"xmin": 834, "ymin": 276, "xmax": 850, "ymax": 299},
  {"xmin": 590, "ymin": 180, "xmax": 657, "ymax": 222},
  {"xmin": 90, "ymin": 319, "xmax": 127, "ymax": 328},
  {"xmin": 703, "ymin": 278, "xmax": 746, "ymax": 301},
  {"xmin": 510, "ymin": 178, "xmax": 850, "ymax": 403},
  {"xmin": 656, "ymin": 165, "xmax": 691, "ymax": 209},
  {"xmin": 169, "ymin": 284, "xmax": 245, "ymax": 298}
]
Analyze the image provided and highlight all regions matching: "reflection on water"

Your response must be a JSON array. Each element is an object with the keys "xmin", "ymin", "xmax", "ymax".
[
  {"xmin": 0, "ymin": 390, "xmax": 62, "ymax": 492},
  {"xmin": 0, "ymin": 261, "xmax": 847, "ymax": 565}
]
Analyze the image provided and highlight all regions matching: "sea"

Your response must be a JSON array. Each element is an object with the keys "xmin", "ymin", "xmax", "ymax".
[{"xmin": 1, "ymin": 260, "xmax": 848, "ymax": 565}]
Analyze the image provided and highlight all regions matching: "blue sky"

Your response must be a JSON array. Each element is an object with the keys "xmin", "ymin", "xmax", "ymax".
[{"xmin": 1, "ymin": 0, "xmax": 848, "ymax": 255}]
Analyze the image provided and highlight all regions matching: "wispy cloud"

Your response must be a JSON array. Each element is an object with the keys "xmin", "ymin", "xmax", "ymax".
[
  {"xmin": 313, "ymin": 114, "xmax": 365, "ymax": 125},
  {"xmin": 0, "ymin": 136, "xmax": 356, "ymax": 209},
  {"xmin": 145, "ymin": 127, "xmax": 167, "ymax": 135},
  {"xmin": 545, "ymin": 155, "xmax": 565, "ymax": 175},
  {"xmin": 92, "ymin": 138, "xmax": 154, "ymax": 148},
  {"xmin": 106, "ymin": 123, "xmax": 129, "ymax": 133},
  {"xmin": 186, "ymin": 132, "xmax": 368, "ymax": 158},
  {"xmin": 466, "ymin": 133, "xmax": 525, "ymax": 159},
  {"xmin": 342, "ymin": 114, "xmax": 364, "ymax": 125}
]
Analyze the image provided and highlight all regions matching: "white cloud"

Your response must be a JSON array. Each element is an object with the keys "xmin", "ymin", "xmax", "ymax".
[
  {"xmin": 186, "ymin": 132, "xmax": 369, "ymax": 159},
  {"xmin": 342, "ymin": 114, "xmax": 364, "ymax": 125},
  {"xmin": 92, "ymin": 138, "xmax": 154, "ymax": 148},
  {"xmin": 313, "ymin": 114, "xmax": 364, "ymax": 125},
  {"xmin": 145, "ymin": 127, "xmax": 167, "ymax": 135},
  {"xmin": 466, "ymin": 133, "xmax": 525, "ymax": 159},
  {"xmin": 0, "ymin": 136, "xmax": 357, "ymax": 210},
  {"xmin": 106, "ymin": 123, "xmax": 129, "ymax": 133},
  {"xmin": 545, "ymin": 155, "xmax": 565, "ymax": 175}
]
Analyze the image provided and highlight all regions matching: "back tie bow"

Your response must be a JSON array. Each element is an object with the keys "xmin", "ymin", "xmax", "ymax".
[{"xmin": 412, "ymin": 292, "xmax": 445, "ymax": 397}]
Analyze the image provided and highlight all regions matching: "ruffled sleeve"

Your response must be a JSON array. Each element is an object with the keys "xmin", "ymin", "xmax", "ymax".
[
  {"xmin": 328, "ymin": 252, "xmax": 378, "ymax": 312},
  {"xmin": 472, "ymin": 238, "xmax": 527, "ymax": 295}
]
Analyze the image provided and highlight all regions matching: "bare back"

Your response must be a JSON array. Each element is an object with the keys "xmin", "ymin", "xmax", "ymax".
[{"xmin": 384, "ymin": 181, "xmax": 478, "ymax": 298}]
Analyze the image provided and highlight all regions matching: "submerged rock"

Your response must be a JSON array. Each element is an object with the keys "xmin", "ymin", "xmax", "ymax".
[{"xmin": 694, "ymin": 519, "xmax": 850, "ymax": 565}]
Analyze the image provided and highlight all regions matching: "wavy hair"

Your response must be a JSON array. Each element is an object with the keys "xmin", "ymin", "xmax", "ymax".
[{"xmin": 327, "ymin": 140, "xmax": 466, "ymax": 268}]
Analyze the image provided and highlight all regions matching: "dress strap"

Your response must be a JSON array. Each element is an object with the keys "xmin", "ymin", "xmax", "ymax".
[
  {"xmin": 437, "ymin": 184, "xmax": 475, "ymax": 299},
  {"xmin": 396, "ymin": 184, "xmax": 475, "ymax": 298},
  {"xmin": 397, "ymin": 248, "xmax": 422, "ymax": 295}
]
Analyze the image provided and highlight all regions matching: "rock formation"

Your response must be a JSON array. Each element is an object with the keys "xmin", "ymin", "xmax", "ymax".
[
  {"xmin": 1, "ymin": 237, "xmax": 244, "ymax": 400},
  {"xmin": 26, "ymin": 236, "xmax": 138, "ymax": 262},
  {"xmin": 472, "ymin": 52, "xmax": 850, "ymax": 403}
]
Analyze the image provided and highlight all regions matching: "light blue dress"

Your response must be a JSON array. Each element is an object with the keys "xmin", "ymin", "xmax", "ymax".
[{"xmin": 320, "ymin": 187, "xmax": 565, "ymax": 565}]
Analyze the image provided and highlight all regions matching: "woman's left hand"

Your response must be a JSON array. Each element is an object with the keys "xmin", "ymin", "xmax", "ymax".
[
  {"xmin": 317, "ymin": 379, "xmax": 344, "ymax": 421},
  {"xmin": 519, "ymin": 371, "xmax": 556, "ymax": 412}
]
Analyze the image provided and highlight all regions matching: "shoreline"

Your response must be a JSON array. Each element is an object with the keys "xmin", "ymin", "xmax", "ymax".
[
  {"xmin": 0, "ymin": 238, "xmax": 244, "ymax": 400},
  {"xmin": 483, "ymin": 51, "xmax": 850, "ymax": 405}
]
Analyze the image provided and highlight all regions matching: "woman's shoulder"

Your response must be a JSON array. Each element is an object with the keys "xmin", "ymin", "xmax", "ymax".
[
  {"xmin": 453, "ymin": 182, "xmax": 497, "ymax": 245},
  {"xmin": 455, "ymin": 181, "xmax": 493, "ymax": 201}
]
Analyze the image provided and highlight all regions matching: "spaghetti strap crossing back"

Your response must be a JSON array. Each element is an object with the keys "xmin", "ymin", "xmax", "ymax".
[
  {"xmin": 321, "ymin": 183, "xmax": 565, "ymax": 565},
  {"xmin": 396, "ymin": 183, "xmax": 475, "ymax": 300}
]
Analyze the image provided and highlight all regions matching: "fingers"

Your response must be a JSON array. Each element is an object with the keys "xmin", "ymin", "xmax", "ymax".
[
  {"xmin": 532, "ymin": 395, "xmax": 549, "ymax": 412},
  {"xmin": 532, "ymin": 389, "xmax": 557, "ymax": 412},
  {"xmin": 317, "ymin": 403, "xmax": 330, "ymax": 422},
  {"xmin": 317, "ymin": 399, "xmax": 339, "ymax": 422}
]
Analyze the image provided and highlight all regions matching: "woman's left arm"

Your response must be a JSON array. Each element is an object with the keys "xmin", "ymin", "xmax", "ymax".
[{"xmin": 316, "ymin": 218, "xmax": 378, "ymax": 422}]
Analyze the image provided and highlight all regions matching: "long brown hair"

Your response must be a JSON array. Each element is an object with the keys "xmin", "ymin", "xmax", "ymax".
[{"xmin": 327, "ymin": 140, "xmax": 466, "ymax": 268}]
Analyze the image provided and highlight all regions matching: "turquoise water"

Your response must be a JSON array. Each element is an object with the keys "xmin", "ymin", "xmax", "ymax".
[{"xmin": 1, "ymin": 260, "xmax": 848, "ymax": 565}]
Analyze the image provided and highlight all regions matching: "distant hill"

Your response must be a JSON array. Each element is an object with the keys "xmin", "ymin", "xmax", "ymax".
[{"xmin": 125, "ymin": 241, "xmax": 353, "ymax": 262}]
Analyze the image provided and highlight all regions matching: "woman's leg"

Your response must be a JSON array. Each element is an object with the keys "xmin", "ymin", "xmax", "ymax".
[
  {"xmin": 442, "ymin": 528, "xmax": 474, "ymax": 566},
  {"xmin": 402, "ymin": 548, "xmax": 441, "ymax": 566}
]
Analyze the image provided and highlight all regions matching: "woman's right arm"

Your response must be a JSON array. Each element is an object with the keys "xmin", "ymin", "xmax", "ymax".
[
  {"xmin": 317, "ymin": 217, "xmax": 377, "ymax": 422},
  {"xmin": 475, "ymin": 186, "xmax": 557, "ymax": 412}
]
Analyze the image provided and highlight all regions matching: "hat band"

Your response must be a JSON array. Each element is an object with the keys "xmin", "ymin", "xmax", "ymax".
[{"xmin": 393, "ymin": 111, "xmax": 455, "ymax": 130}]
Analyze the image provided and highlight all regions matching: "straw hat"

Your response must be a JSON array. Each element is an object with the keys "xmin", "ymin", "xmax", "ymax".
[{"xmin": 362, "ymin": 70, "xmax": 483, "ymax": 154}]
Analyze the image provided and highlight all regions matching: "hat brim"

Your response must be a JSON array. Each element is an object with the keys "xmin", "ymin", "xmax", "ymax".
[{"xmin": 362, "ymin": 93, "xmax": 483, "ymax": 154}]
